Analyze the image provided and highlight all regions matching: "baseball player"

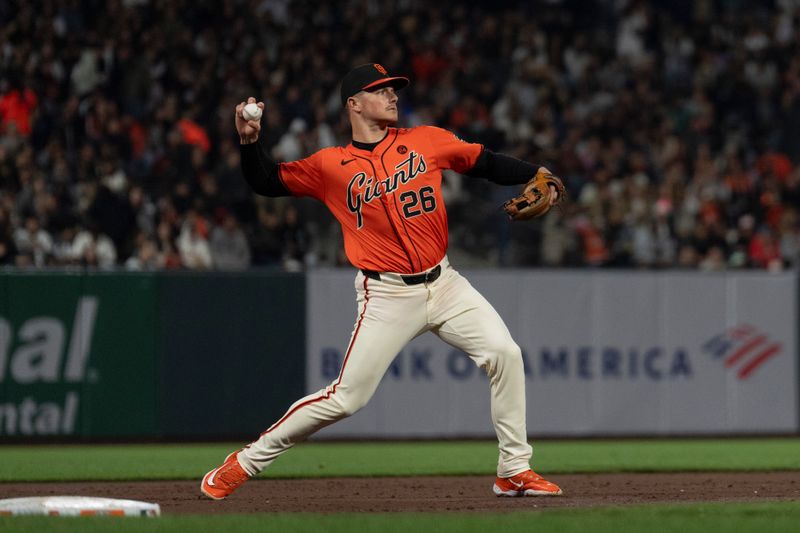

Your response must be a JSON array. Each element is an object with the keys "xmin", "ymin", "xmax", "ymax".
[{"xmin": 201, "ymin": 64, "xmax": 563, "ymax": 499}]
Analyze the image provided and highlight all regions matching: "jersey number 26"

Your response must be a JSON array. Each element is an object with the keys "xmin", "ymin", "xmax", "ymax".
[{"xmin": 399, "ymin": 186, "xmax": 436, "ymax": 218}]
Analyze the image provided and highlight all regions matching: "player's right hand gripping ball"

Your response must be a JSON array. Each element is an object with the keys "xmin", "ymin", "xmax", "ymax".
[
  {"xmin": 243, "ymin": 102, "xmax": 263, "ymax": 121},
  {"xmin": 502, "ymin": 167, "xmax": 566, "ymax": 220}
]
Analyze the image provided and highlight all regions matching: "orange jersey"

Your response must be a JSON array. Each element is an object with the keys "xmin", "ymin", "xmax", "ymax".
[{"xmin": 278, "ymin": 126, "xmax": 482, "ymax": 273}]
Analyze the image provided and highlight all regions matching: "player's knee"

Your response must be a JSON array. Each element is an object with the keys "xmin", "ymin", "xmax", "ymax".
[
  {"xmin": 340, "ymin": 397, "xmax": 369, "ymax": 417},
  {"xmin": 487, "ymin": 336, "xmax": 522, "ymax": 361},
  {"xmin": 484, "ymin": 337, "xmax": 523, "ymax": 372},
  {"xmin": 333, "ymin": 390, "xmax": 371, "ymax": 418}
]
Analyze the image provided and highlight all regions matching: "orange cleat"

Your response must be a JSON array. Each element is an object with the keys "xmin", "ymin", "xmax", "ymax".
[
  {"xmin": 201, "ymin": 451, "xmax": 250, "ymax": 500},
  {"xmin": 493, "ymin": 469, "xmax": 563, "ymax": 497}
]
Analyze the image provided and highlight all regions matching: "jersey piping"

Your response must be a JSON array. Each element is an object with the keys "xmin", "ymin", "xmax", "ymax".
[
  {"xmin": 380, "ymin": 129, "xmax": 423, "ymax": 272},
  {"xmin": 352, "ymin": 151, "xmax": 416, "ymax": 272}
]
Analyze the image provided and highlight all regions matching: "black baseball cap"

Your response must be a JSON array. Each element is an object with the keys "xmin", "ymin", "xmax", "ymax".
[{"xmin": 340, "ymin": 63, "xmax": 409, "ymax": 106}]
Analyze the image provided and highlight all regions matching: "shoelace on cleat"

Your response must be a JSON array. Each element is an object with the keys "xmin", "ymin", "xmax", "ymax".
[{"xmin": 217, "ymin": 463, "xmax": 249, "ymax": 487}]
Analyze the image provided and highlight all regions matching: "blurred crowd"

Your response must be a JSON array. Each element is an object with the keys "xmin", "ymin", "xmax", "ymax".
[{"xmin": 1, "ymin": 0, "xmax": 799, "ymax": 271}]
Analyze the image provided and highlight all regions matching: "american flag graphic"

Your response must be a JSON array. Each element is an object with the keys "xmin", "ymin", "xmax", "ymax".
[{"xmin": 702, "ymin": 324, "xmax": 783, "ymax": 380}]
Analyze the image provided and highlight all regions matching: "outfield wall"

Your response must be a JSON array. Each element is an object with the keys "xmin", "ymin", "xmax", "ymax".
[
  {"xmin": 0, "ymin": 269, "xmax": 797, "ymax": 440},
  {"xmin": 307, "ymin": 269, "xmax": 799, "ymax": 437}
]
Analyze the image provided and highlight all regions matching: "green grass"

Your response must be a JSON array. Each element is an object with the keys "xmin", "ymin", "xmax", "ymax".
[
  {"xmin": 1, "ymin": 502, "xmax": 800, "ymax": 532},
  {"xmin": 2, "ymin": 441, "xmax": 799, "ymax": 532},
  {"xmin": 0, "ymin": 438, "xmax": 799, "ymax": 482}
]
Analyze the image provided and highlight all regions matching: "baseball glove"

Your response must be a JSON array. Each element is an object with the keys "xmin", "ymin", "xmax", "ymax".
[{"xmin": 502, "ymin": 167, "xmax": 566, "ymax": 220}]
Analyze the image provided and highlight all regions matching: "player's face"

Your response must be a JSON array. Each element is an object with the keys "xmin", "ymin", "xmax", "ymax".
[{"xmin": 356, "ymin": 86, "xmax": 399, "ymax": 123}]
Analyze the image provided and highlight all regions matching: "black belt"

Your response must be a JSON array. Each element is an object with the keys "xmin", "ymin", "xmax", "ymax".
[{"xmin": 361, "ymin": 264, "xmax": 442, "ymax": 285}]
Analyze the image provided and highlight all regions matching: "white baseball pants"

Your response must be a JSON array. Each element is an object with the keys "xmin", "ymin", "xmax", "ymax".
[{"xmin": 238, "ymin": 256, "xmax": 533, "ymax": 478}]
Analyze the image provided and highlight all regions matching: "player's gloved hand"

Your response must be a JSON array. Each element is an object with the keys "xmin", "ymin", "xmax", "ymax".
[
  {"xmin": 235, "ymin": 97, "xmax": 265, "ymax": 144},
  {"xmin": 502, "ymin": 167, "xmax": 566, "ymax": 220}
]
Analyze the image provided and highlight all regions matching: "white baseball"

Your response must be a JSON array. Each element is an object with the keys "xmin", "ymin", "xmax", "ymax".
[{"xmin": 243, "ymin": 103, "xmax": 262, "ymax": 121}]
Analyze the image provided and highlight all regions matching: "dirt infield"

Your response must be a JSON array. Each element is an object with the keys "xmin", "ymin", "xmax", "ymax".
[{"xmin": 1, "ymin": 472, "xmax": 797, "ymax": 514}]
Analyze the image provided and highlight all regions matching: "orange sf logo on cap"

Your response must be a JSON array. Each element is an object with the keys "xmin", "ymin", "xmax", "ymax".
[{"xmin": 374, "ymin": 64, "xmax": 388, "ymax": 75}]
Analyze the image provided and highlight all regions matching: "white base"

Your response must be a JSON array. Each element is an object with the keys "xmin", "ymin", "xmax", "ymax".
[{"xmin": 0, "ymin": 496, "xmax": 161, "ymax": 517}]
